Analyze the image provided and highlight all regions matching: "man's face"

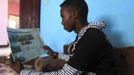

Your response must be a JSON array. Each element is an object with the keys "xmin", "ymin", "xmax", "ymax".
[{"xmin": 60, "ymin": 7, "xmax": 76, "ymax": 32}]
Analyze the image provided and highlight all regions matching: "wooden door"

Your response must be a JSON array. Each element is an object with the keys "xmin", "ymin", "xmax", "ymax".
[{"xmin": 19, "ymin": 0, "xmax": 40, "ymax": 28}]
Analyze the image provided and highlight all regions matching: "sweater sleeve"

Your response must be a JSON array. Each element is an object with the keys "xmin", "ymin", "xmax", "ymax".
[
  {"xmin": 58, "ymin": 53, "xmax": 70, "ymax": 61},
  {"xmin": 20, "ymin": 63, "xmax": 82, "ymax": 75}
]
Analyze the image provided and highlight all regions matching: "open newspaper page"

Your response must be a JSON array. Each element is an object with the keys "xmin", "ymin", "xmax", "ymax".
[{"xmin": 7, "ymin": 28, "xmax": 48, "ymax": 64}]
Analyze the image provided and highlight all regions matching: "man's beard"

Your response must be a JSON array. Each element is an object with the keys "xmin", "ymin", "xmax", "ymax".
[
  {"xmin": 64, "ymin": 21, "xmax": 76, "ymax": 32},
  {"xmin": 70, "ymin": 22, "xmax": 76, "ymax": 32},
  {"xmin": 66, "ymin": 23, "xmax": 76, "ymax": 32}
]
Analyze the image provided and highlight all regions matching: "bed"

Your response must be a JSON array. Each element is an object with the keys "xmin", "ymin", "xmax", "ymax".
[{"xmin": 0, "ymin": 56, "xmax": 18, "ymax": 75}]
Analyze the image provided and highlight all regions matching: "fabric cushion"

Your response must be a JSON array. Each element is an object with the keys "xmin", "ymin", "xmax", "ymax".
[{"xmin": 113, "ymin": 46, "xmax": 134, "ymax": 75}]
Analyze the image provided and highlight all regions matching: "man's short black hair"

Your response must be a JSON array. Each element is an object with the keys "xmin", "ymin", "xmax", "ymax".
[{"xmin": 60, "ymin": 0, "xmax": 88, "ymax": 20}]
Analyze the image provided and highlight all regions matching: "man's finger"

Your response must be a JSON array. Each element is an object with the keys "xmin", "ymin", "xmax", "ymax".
[{"xmin": 9, "ymin": 53, "xmax": 14, "ymax": 64}]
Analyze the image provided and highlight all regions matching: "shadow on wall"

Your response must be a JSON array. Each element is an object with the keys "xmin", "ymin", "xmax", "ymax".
[{"xmin": 97, "ymin": 15, "xmax": 126, "ymax": 48}]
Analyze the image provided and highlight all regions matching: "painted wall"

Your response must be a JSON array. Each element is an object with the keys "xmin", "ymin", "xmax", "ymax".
[
  {"xmin": 0, "ymin": 0, "xmax": 8, "ymax": 28},
  {"xmin": 86, "ymin": 0, "xmax": 134, "ymax": 48},
  {"xmin": 40, "ymin": 0, "xmax": 134, "ymax": 52},
  {"xmin": 9, "ymin": 3, "xmax": 20, "ymax": 16},
  {"xmin": 0, "ymin": 0, "xmax": 11, "ymax": 56},
  {"xmin": 40, "ymin": 0, "xmax": 76, "ymax": 52}
]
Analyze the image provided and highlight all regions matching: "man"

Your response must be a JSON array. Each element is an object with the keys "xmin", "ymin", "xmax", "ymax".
[{"xmin": 12, "ymin": 0, "xmax": 118, "ymax": 75}]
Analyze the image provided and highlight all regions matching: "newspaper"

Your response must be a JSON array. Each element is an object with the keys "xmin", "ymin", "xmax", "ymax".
[{"xmin": 7, "ymin": 28, "xmax": 48, "ymax": 64}]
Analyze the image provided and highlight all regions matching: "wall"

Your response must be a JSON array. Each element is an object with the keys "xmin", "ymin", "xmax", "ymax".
[
  {"xmin": 40, "ymin": 0, "xmax": 76, "ymax": 52},
  {"xmin": 0, "ymin": 0, "xmax": 8, "ymax": 28},
  {"xmin": 9, "ymin": 3, "xmax": 20, "ymax": 16},
  {"xmin": 40, "ymin": 0, "xmax": 134, "ymax": 52},
  {"xmin": 86, "ymin": 0, "xmax": 134, "ymax": 48},
  {"xmin": 0, "ymin": 0, "xmax": 11, "ymax": 56}
]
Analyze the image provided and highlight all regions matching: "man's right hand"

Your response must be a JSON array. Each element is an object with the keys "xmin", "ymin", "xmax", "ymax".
[{"xmin": 43, "ymin": 45, "xmax": 58, "ymax": 59}]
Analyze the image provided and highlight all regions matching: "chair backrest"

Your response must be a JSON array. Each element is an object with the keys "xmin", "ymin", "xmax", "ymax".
[{"xmin": 113, "ymin": 46, "xmax": 134, "ymax": 75}]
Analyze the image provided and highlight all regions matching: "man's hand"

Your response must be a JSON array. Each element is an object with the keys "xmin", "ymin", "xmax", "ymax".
[
  {"xmin": 34, "ymin": 56, "xmax": 51, "ymax": 72},
  {"xmin": 34, "ymin": 56, "xmax": 66, "ymax": 72},
  {"xmin": 9, "ymin": 54, "xmax": 24, "ymax": 73},
  {"xmin": 43, "ymin": 45, "xmax": 58, "ymax": 59}
]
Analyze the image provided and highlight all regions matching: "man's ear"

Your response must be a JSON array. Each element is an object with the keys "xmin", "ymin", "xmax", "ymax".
[{"xmin": 73, "ymin": 9, "xmax": 79, "ymax": 19}]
